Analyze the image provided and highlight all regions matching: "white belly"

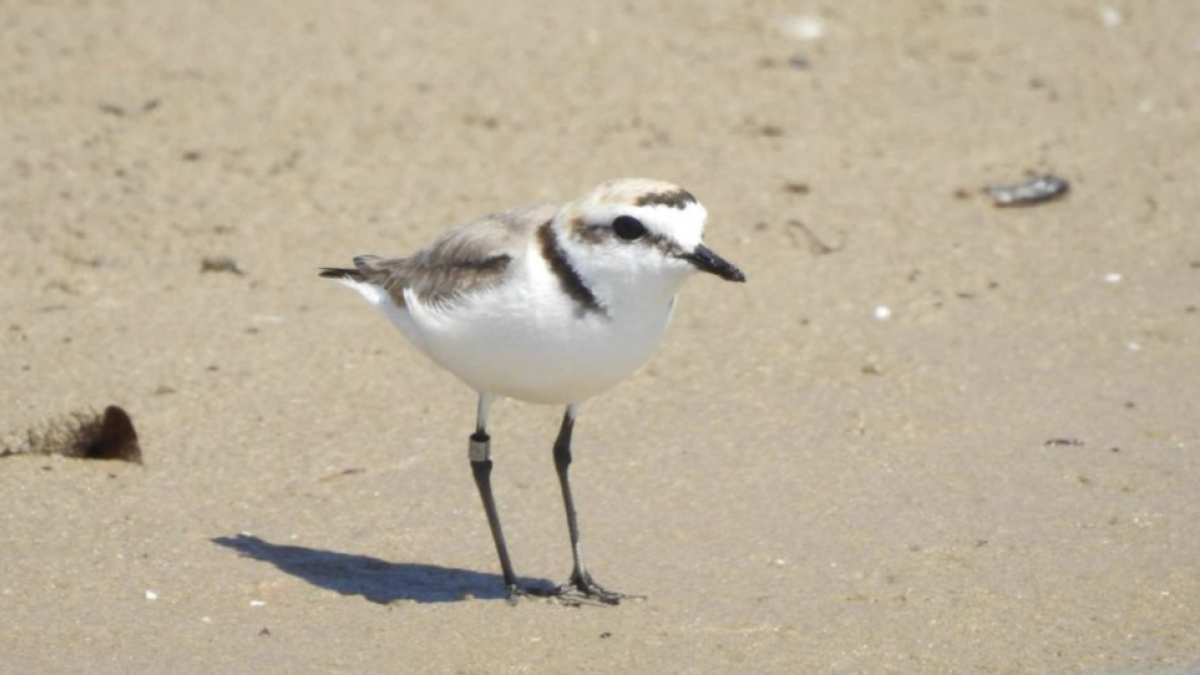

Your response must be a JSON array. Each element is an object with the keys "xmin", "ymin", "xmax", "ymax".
[{"xmin": 382, "ymin": 264, "xmax": 677, "ymax": 405}]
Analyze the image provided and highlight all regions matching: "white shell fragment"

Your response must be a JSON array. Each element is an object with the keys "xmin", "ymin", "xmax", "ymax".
[
  {"xmin": 778, "ymin": 15, "xmax": 826, "ymax": 41},
  {"xmin": 984, "ymin": 174, "xmax": 1070, "ymax": 207}
]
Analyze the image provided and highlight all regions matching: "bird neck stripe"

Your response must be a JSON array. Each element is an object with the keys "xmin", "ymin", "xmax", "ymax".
[{"xmin": 537, "ymin": 221, "xmax": 606, "ymax": 317}]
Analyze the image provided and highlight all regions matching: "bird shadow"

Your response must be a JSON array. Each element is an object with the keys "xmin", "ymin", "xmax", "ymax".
[{"xmin": 211, "ymin": 534, "xmax": 554, "ymax": 604}]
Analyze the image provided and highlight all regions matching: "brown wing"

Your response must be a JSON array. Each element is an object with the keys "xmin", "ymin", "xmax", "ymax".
[{"xmin": 353, "ymin": 202, "xmax": 559, "ymax": 307}]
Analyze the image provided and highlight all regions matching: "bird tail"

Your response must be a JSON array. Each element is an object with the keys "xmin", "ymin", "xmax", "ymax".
[
  {"xmin": 320, "ymin": 256, "xmax": 395, "ymax": 307},
  {"xmin": 319, "ymin": 255, "xmax": 386, "ymax": 283},
  {"xmin": 318, "ymin": 267, "xmax": 364, "ymax": 281}
]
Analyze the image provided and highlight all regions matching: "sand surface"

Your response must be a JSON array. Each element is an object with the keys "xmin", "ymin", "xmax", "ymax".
[{"xmin": 3, "ymin": 1, "xmax": 1200, "ymax": 672}]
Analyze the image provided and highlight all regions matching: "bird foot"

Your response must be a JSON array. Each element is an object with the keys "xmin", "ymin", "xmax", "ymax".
[
  {"xmin": 553, "ymin": 571, "xmax": 642, "ymax": 606},
  {"xmin": 504, "ymin": 582, "xmax": 554, "ymax": 605}
]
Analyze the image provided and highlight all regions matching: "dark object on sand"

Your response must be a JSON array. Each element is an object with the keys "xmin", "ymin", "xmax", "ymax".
[
  {"xmin": 788, "ymin": 54, "xmax": 811, "ymax": 70},
  {"xmin": 984, "ymin": 174, "xmax": 1070, "ymax": 207},
  {"xmin": 201, "ymin": 255, "xmax": 245, "ymax": 275},
  {"xmin": 785, "ymin": 219, "xmax": 838, "ymax": 255},
  {"xmin": 1044, "ymin": 438, "xmax": 1084, "ymax": 447},
  {"xmin": 0, "ymin": 406, "xmax": 143, "ymax": 464}
]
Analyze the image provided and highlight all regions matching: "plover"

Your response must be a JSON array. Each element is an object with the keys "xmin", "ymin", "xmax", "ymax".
[{"xmin": 320, "ymin": 178, "xmax": 745, "ymax": 604}]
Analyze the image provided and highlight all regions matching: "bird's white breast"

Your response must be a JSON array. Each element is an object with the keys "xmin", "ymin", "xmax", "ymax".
[{"xmin": 381, "ymin": 241, "xmax": 678, "ymax": 405}]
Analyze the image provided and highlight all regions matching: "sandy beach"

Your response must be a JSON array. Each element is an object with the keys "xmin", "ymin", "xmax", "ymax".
[{"xmin": 3, "ymin": 1, "xmax": 1200, "ymax": 672}]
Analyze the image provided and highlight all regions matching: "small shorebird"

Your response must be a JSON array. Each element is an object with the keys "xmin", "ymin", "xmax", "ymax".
[{"xmin": 321, "ymin": 178, "xmax": 745, "ymax": 604}]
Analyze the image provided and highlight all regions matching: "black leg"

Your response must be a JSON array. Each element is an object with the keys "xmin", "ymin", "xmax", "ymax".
[
  {"xmin": 468, "ymin": 395, "xmax": 542, "ymax": 603},
  {"xmin": 552, "ymin": 406, "xmax": 638, "ymax": 604},
  {"xmin": 469, "ymin": 431, "xmax": 521, "ymax": 599}
]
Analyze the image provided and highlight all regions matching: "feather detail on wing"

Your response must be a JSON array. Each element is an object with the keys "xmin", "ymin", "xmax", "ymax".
[{"xmin": 320, "ymin": 202, "xmax": 559, "ymax": 308}]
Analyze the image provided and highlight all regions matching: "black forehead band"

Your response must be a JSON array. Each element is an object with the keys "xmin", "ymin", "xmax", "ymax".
[{"xmin": 634, "ymin": 189, "xmax": 697, "ymax": 209}]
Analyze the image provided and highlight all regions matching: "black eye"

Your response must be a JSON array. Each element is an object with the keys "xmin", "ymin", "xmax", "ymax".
[{"xmin": 612, "ymin": 215, "xmax": 647, "ymax": 241}]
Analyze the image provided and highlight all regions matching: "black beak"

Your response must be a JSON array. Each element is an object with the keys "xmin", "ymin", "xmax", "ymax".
[{"xmin": 679, "ymin": 244, "xmax": 746, "ymax": 282}]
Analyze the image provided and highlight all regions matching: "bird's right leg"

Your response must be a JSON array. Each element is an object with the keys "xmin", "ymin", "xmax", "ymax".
[{"xmin": 468, "ymin": 393, "xmax": 536, "ymax": 603}]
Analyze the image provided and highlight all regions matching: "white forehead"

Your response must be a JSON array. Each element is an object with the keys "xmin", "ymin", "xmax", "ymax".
[{"xmin": 571, "ymin": 178, "xmax": 709, "ymax": 248}]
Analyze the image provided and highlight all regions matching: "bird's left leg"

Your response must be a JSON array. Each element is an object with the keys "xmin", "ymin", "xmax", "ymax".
[{"xmin": 552, "ymin": 405, "xmax": 640, "ymax": 604}]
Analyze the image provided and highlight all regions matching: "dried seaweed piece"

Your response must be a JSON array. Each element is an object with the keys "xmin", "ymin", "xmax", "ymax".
[
  {"xmin": 984, "ymin": 174, "xmax": 1070, "ymax": 207},
  {"xmin": 1, "ymin": 406, "xmax": 142, "ymax": 464},
  {"xmin": 201, "ymin": 255, "xmax": 245, "ymax": 275},
  {"xmin": 88, "ymin": 407, "xmax": 142, "ymax": 462}
]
